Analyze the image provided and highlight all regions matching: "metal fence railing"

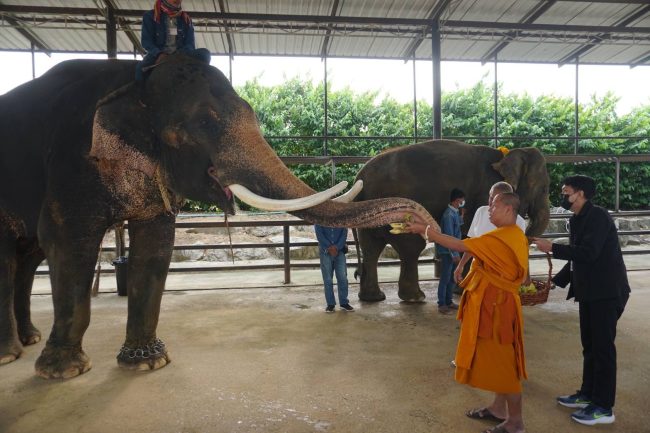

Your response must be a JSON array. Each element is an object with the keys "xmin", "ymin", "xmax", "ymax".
[{"xmin": 35, "ymin": 211, "xmax": 650, "ymax": 283}]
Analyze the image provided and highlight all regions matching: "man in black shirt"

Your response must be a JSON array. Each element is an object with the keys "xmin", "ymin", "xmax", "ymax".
[{"xmin": 534, "ymin": 175, "xmax": 630, "ymax": 426}]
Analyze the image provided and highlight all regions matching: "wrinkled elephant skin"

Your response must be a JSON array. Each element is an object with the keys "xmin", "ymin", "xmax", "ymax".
[
  {"xmin": 0, "ymin": 54, "xmax": 435, "ymax": 379},
  {"xmin": 353, "ymin": 140, "xmax": 550, "ymax": 302}
]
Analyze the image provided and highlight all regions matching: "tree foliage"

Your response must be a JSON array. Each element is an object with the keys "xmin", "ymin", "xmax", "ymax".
[{"xmin": 185, "ymin": 78, "xmax": 650, "ymax": 212}]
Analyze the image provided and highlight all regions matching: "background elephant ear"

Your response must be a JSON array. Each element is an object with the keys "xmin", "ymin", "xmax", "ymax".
[
  {"xmin": 492, "ymin": 150, "xmax": 526, "ymax": 190},
  {"xmin": 90, "ymin": 91, "xmax": 158, "ymax": 178}
]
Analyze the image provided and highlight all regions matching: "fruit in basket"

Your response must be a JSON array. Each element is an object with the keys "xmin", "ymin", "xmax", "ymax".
[{"xmin": 519, "ymin": 283, "xmax": 537, "ymax": 294}]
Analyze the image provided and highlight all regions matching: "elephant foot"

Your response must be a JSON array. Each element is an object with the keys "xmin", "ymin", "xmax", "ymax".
[
  {"xmin": 117, "ymin": 338, "xmax": 170, "ymax": 371},
  {"xmin": 19, "ymin": 324, "xmax": 42, "ymax": 346},
  {"xmin": 35, "ymin": 344, "xmax": 92, "ymax": 379},
  {"xmin": 398, "ymin": 289, "xmax": 426, "ymax": 303},
  {"xmin": 358, "ymin": 289, "xmax": 386, "ymax": 302},
  {"xmin": 0, "ymin": 341, "xmax": 24, "ymax": 365}
]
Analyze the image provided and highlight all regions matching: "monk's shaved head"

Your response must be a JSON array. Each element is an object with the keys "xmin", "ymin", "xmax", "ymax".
[
  {"xmin": 495, "ymin": 192, "xmax": 520, "ymax": 214},
  {"xmin": 489, "ymin": 192, "xmax": 520, "ymax": 227}
]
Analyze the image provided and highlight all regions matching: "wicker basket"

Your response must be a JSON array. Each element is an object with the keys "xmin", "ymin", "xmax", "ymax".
[{"xmin": 520, "ymin": 254, "xmax": 553, "ymax": 306}]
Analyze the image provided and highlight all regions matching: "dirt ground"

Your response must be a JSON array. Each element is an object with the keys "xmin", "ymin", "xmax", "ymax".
[{"xmin": 1, "ymin": 269, "xmax": 649, "ymax": 433}]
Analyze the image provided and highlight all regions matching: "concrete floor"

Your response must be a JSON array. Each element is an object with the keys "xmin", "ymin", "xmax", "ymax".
[{"xmin": 1, "ymin": 263, "xmax": 649, "ymax": 433}]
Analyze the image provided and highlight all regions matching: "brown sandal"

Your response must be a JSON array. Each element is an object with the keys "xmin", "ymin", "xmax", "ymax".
[{"xmin": 466, "ymin": 407, "xmax": 506, "ymax": 423}]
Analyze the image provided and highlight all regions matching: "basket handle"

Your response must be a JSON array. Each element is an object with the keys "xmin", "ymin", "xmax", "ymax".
[{"xmin": 545, "ymin": 253, "xmax": 553, "ymax": 287}]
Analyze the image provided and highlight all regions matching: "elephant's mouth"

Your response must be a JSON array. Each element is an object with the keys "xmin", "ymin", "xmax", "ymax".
[{"xmin": 207, "ymin": 167, "xmax": 235, "ymax": 214}]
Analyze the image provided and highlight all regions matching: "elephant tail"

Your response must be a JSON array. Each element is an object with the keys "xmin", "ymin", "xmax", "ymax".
[{"xmin": 352, "ymin": 228, "xmax": 363, "ymax": 281}]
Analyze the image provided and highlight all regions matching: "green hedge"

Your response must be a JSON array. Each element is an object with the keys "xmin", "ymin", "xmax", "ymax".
[{"xmin": 184, "ymin": 78, "xmax": 650, "ymax": 212}]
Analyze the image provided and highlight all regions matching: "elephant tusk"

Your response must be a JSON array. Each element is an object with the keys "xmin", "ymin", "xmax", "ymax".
[
  {"xmin": 228, "ymin": 181, "xmax": 348, "ymax": 211},
  {"xmin": 332, "ymin": 180, "xmax": 363, "ymax": 203}
]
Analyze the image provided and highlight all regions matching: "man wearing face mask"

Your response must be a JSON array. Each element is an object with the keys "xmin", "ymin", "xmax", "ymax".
[
  {"xmin": 534, "ymin": 175, "xmax": 630, "ymax": 426},
  {"xmin": 436, "ymin": 188, "xmax": 465, "ymax": 314}
]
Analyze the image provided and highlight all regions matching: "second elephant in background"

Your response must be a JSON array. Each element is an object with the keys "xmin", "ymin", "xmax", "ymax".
[{"xmin": 352, "ymin": 140, "xmax": 550, "ymax": 303}]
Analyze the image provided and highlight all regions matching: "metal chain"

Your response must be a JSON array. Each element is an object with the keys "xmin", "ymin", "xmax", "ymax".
[{"xmin": 118, "ymin": 338, "xmax": 166, "ymax": 360}]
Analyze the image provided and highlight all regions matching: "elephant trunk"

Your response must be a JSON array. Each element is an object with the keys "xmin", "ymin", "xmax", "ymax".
[
  {"xmin": 524, "ymin": 196, "xmax": 550, "ymax": 238},
  {"xmin": 217, "ymin": 131, "xmax": 436, "ymax": 229},
  {"xmin": 292, "ymin": 198, "xmax": 435, "ymax": 229}
]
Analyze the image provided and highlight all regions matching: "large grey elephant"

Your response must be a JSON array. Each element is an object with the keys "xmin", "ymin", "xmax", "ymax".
[
  {"xmin": 353, "ymin": 140, "xmax": 550, "ymax": 302},
  {"xmin": 0, "ymin": 54, "xmax": 435, "ymax": 379}
]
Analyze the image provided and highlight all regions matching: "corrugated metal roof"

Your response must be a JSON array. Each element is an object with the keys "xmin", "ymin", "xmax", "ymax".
[{"xmin": 0, "ymin": 0, "xmax": 648, "ymax": 66}]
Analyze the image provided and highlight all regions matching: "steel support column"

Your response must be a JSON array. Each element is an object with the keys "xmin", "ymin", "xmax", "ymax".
[
  {"xmin": 574, "ymin": 58, "xmax": 580, "ymax": 153},
  {"xmin": 413, "ymin": 56, "xmax": 418, "ymax": 142},
  {"xmin": 31, "ymin": 42, "xmax": 36, "ymax": 79},
  {"xmin": 615, "ymin": 158, "xmax": 621, "ymax": 212},
  {"xmin": 323, "ymin": 56, "xmax": 329, "ymax": 155},
  {"xmin": 493, "ymin": 57, "xmax": 499, "ymax": 147},
  {"xmin": 106, "ymin": 4, "xmax": 117, "ymax": 59},
  {"xmin": 229, "ymin": 55, "xmax": 233, "ymax": 84},
  {"xmin": 431, "ymin": 22, "xmax": 441, "ymax": 139}
]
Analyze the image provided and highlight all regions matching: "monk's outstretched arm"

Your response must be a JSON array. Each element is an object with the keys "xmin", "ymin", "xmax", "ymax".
[{"xmin": 404, "ymin": 221, "xmax": 468, "ymax": 253}]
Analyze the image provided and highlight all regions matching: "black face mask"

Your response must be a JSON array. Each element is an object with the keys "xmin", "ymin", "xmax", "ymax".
[{"xmin": 560, "ymin": 194, "xmax": 573, "ymax": 211}]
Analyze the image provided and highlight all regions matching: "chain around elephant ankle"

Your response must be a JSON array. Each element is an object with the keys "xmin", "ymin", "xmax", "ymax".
[
  {"xmin": 118, "ymin": 338, "xmax": 166, "ymax": 360},
  {"xmin": 422, "ymin": 225, "xmax": 430, "ymax": 242}
]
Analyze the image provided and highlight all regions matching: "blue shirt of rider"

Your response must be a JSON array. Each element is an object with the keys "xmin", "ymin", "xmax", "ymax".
[{"xmin": 141, "ymin": 10, "xmax": 196, "ymax": 62}]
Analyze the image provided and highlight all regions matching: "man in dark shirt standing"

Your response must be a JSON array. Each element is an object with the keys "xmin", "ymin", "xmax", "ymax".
[{"xmin": 534, "ymin": 175, "xmax": 630, "ymax": 426}]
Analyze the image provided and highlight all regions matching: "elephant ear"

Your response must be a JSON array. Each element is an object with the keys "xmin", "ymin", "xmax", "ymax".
[
  {"xmin": 89, "ymin": 87, "xmax": 158, "ymax": 178},
  {"xmin": 491, "ymin": 149, "xmax": 526, "ymax": 191}
]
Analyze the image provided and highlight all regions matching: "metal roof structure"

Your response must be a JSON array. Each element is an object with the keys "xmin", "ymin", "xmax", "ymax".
[{"xmin": 1, "ymin": 0, "xmax": 649, "ymax": 66}]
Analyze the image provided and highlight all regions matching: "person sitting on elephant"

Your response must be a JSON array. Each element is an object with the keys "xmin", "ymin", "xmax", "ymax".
[
  {"xmin": 436, "ymin": 188, "xmax": 465, "ymax": 315},
  {"xmin": 136, "ymin": 0, "xmax": 211, "ymax": 84},
  {"xmin": 315, "ymin": 225, "xmax": 354, "ymax": 313},
  {"xmin": 454, "ymin": 181, "xmax": 526, "ymax": 284},
  {"xmin": 404, "ymin": 192, "xmax": 529, "ymax": 433}
]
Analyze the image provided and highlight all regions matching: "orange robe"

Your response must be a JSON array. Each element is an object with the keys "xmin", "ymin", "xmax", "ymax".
[{"xmin": 454, "ymin": 225, "xmax": 528, "ymax": 394}]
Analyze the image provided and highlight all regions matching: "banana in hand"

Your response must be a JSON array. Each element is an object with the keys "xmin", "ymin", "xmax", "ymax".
[{"xmin": 388, "ymin": 214, "xmax": 414, "ymax": 234}]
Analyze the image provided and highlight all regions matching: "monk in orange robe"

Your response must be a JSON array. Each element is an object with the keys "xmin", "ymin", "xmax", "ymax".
[{"xmin": 405, "ymin": 192, "xmax": 528, "ymax": 433}]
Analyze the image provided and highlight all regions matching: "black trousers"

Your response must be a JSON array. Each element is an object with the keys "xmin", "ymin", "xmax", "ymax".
[{"xmin": 578, "ymin": 294, "xmax": 628, "ymax": 410}]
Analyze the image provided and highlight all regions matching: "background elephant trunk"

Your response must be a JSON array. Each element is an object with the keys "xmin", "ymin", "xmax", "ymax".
[{"xmin": 524, "ymin": 196, "xmax": 550, "ymax": 238}]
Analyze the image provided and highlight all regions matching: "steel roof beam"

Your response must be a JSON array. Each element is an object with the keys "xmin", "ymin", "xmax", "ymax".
[
  {"xmin": 554, "ymin": 0, "xmax": 649, "ymax": 3},
  {"xmin": 319, "ymin": 0, "xmax": 340, "ymax": 59},
  {"xmin": 3, "ymin": 17, "xmax": 649, "ymax": 43},
  {"xmin": 1, "ymin": 14, "xmax": 51, "ymax": 54},
  {"xmin": 1, "ymin": 46, "xmax": 646, "ymax": 65},
  {"xmin": 401, "ymin": 0, "xmax": 452, "ymax": 60},
  {"xmin": 217, "ymin": 0, "xmax": 234, "ymax": 59},
  {"xmin": 629, "ymin": 50, "xmax": 650, "ymax": 67},
  {"xmin": 557, "ymin": 4, "xmax": 650, "ymax": 65},
  {"xmin": 102, "ymin": 0, "xmax": 143, "ymax": 54},
  {"xmin": 2, "ymin": 5, "xmax": 650, "ymax": 34},
  {"xmin": 480, "ymin": 0, "xmax": 557, "ymax": 64},
  {"xmin": 3, "ymin": 21, "xmax": 649, "ymax": 45}
]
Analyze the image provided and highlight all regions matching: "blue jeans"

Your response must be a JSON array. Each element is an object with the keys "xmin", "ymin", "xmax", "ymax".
[
  {"xmin": 319, "ymin": 252, "xmax": 349, "ymax": 306},
  {"xmin": 437, "ymin": 254, "xmax": 456, "ymax": 306},
  {"xmin": 135, "ymin": 48, "xmax": 212, "ymax": 82}
]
